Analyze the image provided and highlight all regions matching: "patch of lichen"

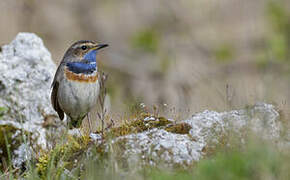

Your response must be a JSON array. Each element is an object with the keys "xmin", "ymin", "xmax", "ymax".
[
  {"xmin": 165, "ymin": 123, "xmax": 192, "ymax": 134},
  {"xmin": 0, "ymin": 124, "xmax": 28, "ymax": 170},
  {"xmin": 104, "ymin": 114, "xmax": 172, "ymax": 138},
  {"xmin": 36, "ymin": 134, "xmax": 91, "ymax": 179}
]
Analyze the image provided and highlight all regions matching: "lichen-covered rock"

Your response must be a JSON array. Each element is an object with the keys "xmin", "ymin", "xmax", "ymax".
[
  {"xmin": 0, "ymin": 32, "xmax": 58, "ymax": 167},
  {"xmin": 110, "ymin": 103, "xmax": 281, "ymax": 167}
]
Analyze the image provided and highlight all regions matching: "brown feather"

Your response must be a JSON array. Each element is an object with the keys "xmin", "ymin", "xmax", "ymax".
[{"xmin": 51, "ymin": 81, "xmax": 64, "ymax": 120}]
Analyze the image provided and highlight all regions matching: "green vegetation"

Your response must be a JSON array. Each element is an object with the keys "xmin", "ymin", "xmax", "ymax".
[
  {"xmin": 131, "ymin": 29, "xmax": 160, "ymax": 54},
  {"xmin": 0, "ymin": 107, "xmax": 30, "ymax": 170},
  {"xmin": 214, "ymin": 43, "xmax": 235, "ymax": 63},
  {"xmin": 257, "ymin": 0, "xmax": 290, "ymax": 69},
  {"xmin": 0, "ymin": 124, "xmax": 32, "ymax": 171},
  {"xmin": 0, "ymin": 107, "xmax": 8, "ymax": 118},
  {"xmin": 32, "ymin": 135, "xmax": 91, "ymax": 179},
  {"xmin": 192, "ymin": 143, "xmax": 286, "ymax": 180},
  {"xmin": 147, "ymin": 141, "xmax": 290, "ymax": 180},
  {"xmin": 267, "ymin": 1, "xmax": 290, "ymax": 62},
  {"xmin": 26, "ymin": 135, "xmax": 289, "ymax": 180}
]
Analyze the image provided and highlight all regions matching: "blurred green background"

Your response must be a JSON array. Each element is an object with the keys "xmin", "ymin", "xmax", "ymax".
[{"xmin": 1, "ymin": 0, "xmax": 290, "ymax": 117}]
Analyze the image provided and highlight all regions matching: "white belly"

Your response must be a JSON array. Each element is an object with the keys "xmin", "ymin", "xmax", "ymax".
[{"xmin": 57, "ymin": 78, "xmax": 100, "ymax": 120}]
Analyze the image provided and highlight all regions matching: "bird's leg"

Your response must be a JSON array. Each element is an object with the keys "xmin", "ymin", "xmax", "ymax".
[{"xmin": 87, "ymin": 113, "xmax": 92, "ymax": 133}]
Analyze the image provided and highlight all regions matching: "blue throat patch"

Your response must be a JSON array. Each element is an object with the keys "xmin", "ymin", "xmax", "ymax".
[
  {"xmin": 66, "ymin": 62, "xmax": 96, "ymax": 74},
  {"xmin": 66, "ymin": 49, "xmax": 98, "ymax": 74}
]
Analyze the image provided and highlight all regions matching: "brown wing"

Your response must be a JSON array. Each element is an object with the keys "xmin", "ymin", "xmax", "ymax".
[
  {"xmin": 51, "ymin": 81, "xmax": 64, "ymax": 120},
  {"xmin": 51, "ymin": 62, "xmax": 65, "ymax": 120}
]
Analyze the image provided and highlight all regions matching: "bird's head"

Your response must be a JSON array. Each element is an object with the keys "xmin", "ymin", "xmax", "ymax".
[
  {"xmin": 64, "ymin": 40, "xmax": 108, "ymax": 63},
  {"xmin": 63, "ymin": 40, "xmax": 108, "ymax": 74}
]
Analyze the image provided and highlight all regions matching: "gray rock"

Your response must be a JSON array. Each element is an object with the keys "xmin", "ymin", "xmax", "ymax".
[
  {"xmin": 0, "ymin": 32, "xmax": 57, "ymax": 167},
  {"xmin": 110, "ymin": 103, "xmax": 281, "ymax": 167}
]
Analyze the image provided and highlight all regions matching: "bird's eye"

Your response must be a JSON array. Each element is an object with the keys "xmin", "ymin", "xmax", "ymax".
[{"xmin": 81, "ymin": 45, "xmax": 87, "ymax": 50}]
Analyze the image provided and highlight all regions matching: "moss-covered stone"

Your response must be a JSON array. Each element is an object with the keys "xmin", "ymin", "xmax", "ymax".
[
  {"xmin": 35, "ymin": 114, "xmax": 192, "ymax": 178},
  {"xmin": 165, "ymin": 123, "xmax": 192, "ymax": 134},
  {"xmin": 104, "ymin": 115, "xmax": 172, "ymax": 137}
]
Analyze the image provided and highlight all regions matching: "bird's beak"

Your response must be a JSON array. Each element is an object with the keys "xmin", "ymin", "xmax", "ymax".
[{"xmin": 95, "ymin": 44, "xmax": 109, "ymax": 50}]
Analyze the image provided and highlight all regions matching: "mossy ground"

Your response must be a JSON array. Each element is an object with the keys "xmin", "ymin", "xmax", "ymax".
[
  {"xmin": 30, "ymin": 135, "xmax": 290, "ymax": 180},
  {"xmin": 98, "ymin": 113, "xmax": 192, "ymax": 138},
  {"xmin": 32, "ymin": 113, "xmax": 193, "ymax": 179},
  {"xmin": 1, "ymin": 109, "xmax": 289, "ymax": 180},
  {"xmin": 34, "ymin": 134, "xmax": 91, "ymax": 179},
  {"xmin": 102, "ymin": 114, "xmax": 170, "ymax": 137}
]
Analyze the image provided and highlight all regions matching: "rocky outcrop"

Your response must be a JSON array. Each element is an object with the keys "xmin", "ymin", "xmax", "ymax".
[
  {"xmin": 0, "ymin": 33, "xmax": 58, "ymax": 167},
  {"xmin": 108, "ymin": 103, "xmax": 281, "ymax": 167}
]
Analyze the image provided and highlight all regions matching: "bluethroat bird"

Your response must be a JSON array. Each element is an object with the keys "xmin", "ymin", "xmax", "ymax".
[{"xmin": 51, "ymin": 40, "xmax": 108, "ymax": 129}]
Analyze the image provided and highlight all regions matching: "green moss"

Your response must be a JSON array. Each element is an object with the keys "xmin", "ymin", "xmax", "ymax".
[
  {"xmin": 165, "ymin": 123, "xmax": 191, "ymax": 134},
  {"xmin": 99, "ymin": 114, "xmax": 193, "ymax": 138},
  {"xmin": 36, "ymin": 134, "xmax": 91, "ymax": 179},
  {"xmin": 36, "ymin": 153, "xmax": 49, "ymax": 178},
  {"xmin": 105, "ymin": 115, "xmax": 171, "ymax": 137}
]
